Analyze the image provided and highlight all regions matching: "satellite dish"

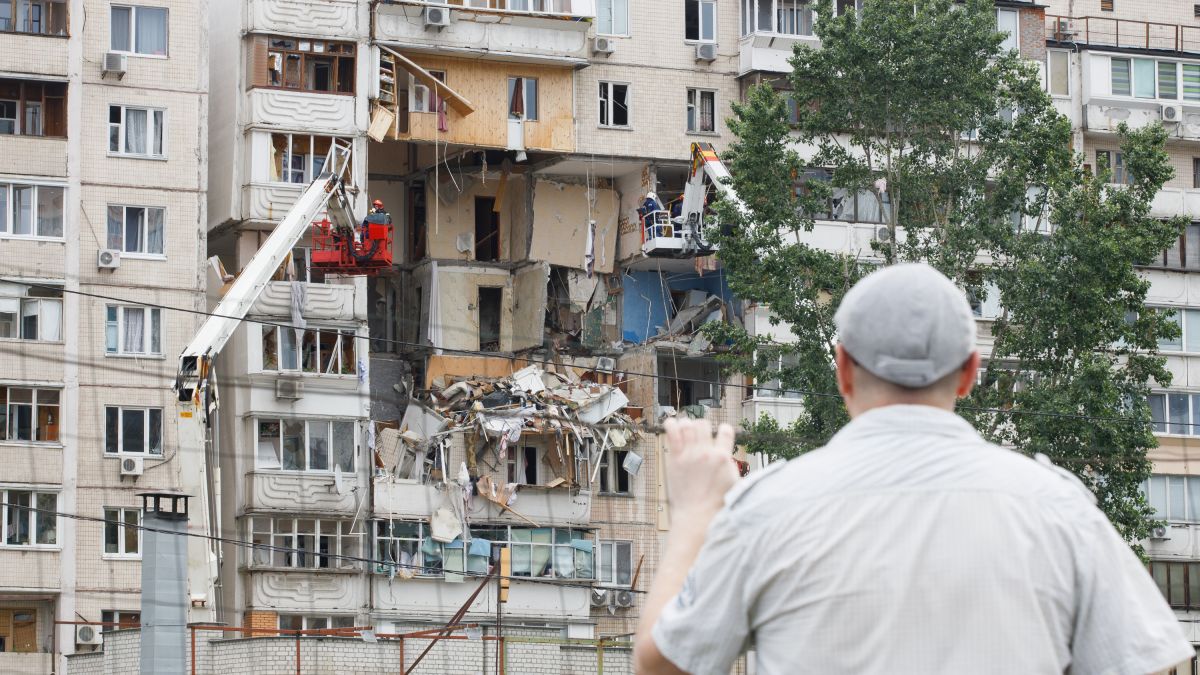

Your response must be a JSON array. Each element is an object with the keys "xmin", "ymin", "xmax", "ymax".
[{"xmin": 334, "ymin": 465, "xmax": 346, "ymax": 495}]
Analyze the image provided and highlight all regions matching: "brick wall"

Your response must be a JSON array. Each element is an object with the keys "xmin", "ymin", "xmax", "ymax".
[{"xmin": 243, "ymin": 610, "xmax": 279, "ymax": 637}]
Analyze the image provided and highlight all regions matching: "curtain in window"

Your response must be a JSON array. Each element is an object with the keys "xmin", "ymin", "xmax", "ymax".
[
  {"xmin": 136, "ymin": 7, "xmax": 167, "ymax": 56},
  {"xmin": 152, "ymin": 110, "xmax": 164, "ymax": 155},
  {"xmin": 35, "ymin": 186, "xmax": 62, "ymax": 237},
  {"xmin": 111, "ymin": 6, "xmax": 131, "ymax": 50},
  {"xmin": 147, "ymin": 208, "xmax": 164, "ymax": 254},
  {"xmin": 39, "ymin": 300, "xmax": 60, "ymax": 341},
  {"xmin": 1185, "ymin": 64, "xmax": 1200, "ymax": 101},
  {"xmin": 1111, "ymin": 59, "xmax": 1131, "ymax": 96},
  {"xmin": 150, "ymin": 308, "xmax": 161, "ymax": 353},
  {"xmin": 124, "ymin": 108, "xmax": 147, "ymax": 154},
  {"xmin": 122, "ymin": 307, "xmax": 144, "ymax": 353},
  {"xmin": 699, "ymin": 92, "xmax": 714, "ymax": 131},
  {"xmin": 1159, "ymin": 62, "xmax": 1178, "ymax": 99},
  {"xmin": 125, "ymin": 207, "xmax": 144, "ymax": 253},
  {"xmin": 13, "ymin": 185, "xmax": 32, "ymax": 235}
]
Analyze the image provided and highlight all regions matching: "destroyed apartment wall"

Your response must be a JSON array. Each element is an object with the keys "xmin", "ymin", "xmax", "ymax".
[
  {"xmin": 620, "ymin": 270, "xmax": 738, "ymax": 345},
  {"xmin": 368, "ymin": 359, "xmax": 642, "ymax": 624},
  {"xmin": 614, "ymin": 165, "xmax": 656, "ymax": 263},
  {"xmin": 381, "ymin": 52, "xmax": 576, "ymax": 153},
  {"xmin": 546, "ymin": 266, "xmax": 622, "ymax": 351},
  {"xmin": 527, "ymin": 177, "xmax": 620, "ymax": 275},
  {"xmin": 408, "ymin": 260, "xmax": 549, "ymax": 353},
  {"xmin": 421, "ymin": 169, "xmax": 529, "ymax": 262}
]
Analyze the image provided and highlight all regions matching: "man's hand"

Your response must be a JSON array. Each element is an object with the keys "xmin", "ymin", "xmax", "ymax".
[{"xmin": 663, "ymin": 418, "xmax": 740, "ymax": 525}]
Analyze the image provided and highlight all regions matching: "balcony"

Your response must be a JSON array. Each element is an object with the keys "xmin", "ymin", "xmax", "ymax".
[
  {"xmin": 374, "ymin": 0, "xmax": 594, "ymax": 65},
  {"xmin": 246, "ymin": 0, "xmax": 361, "ymax": 37},
  {"xmin": 246, "ymin": 89, "xmax": 359, "ymax": 136},
  {"xmin": 1150, "ymin": 188, "xmax": 1200, "ymax": 222},
  {"xmin": 1046, "ymin": 15, "xmax": 1200, "ymax": 54},
  {"xmin": 738, "ymin": 1, "xmax": 819, "ymax": 75},
  {"xmin": 246, "ymin": 568, "xmax": 365, "ymax": 610},
  {"xmin": 244, "ymin": 471, "xmax": 359, "ymax": 514}
]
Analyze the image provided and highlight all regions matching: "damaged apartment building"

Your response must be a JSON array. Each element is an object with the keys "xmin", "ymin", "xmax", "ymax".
[{"xmin": 198, "ymin": 0, "xmax": 762, "ymax": 654}]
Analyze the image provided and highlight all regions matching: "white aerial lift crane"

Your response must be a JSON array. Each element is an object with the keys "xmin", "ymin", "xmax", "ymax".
[
  {"xmin": 172, "ymin": 141, "xmax": 384, "ymax": 620},
  {"xmin": 641, "ymin": 141, "xmax": 746, "ymax": 256}
]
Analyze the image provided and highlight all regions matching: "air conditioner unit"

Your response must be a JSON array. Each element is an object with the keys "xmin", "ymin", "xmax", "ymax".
[
  {"xmin": 596, "ymin": 356, "xmax": 616, "ymax": 372},
  {"xmin": 874, "ymin": 226, "xmax": 892, "ymax": 242},
  {"xmin": 695, "ymin": 43, "xmax": 717, "ymax": 62},
  {"xmin": 1054, "ymin": 19, "xmax": 1075, "ymax": 39},
  {"xmin": 1162, "ymin": 103, "xmax": 1184, "ymax": 123},
  {"xmin": 76, "ymin": 625, "xmax": 103, "ymax": 646},
  {"xmin": 120, "ymin": 456, "xmax": 144, "ymax": 477},
  {"xmin": 424, "ymin": 6, "xmax": 451, "ymax": 28},
  {"xmin": 592, "ymin": 37, "xmax": 616, "ymax": 55},
  {"xmin": 98, "ymin": 249, "xmax": 122, "ymax": 270},
  {"xmin": 1150, "ymin": 525, "xmax": 1172, "ymax": 540},
  {"xmin": 102, "ymin": 52, "xmax": 127, "ymax": 79},
  {"xmin": 276, "ymin": 378, "xmax": 304, "ymax": 400},
  {"xmin": 589, "ymin": 589, "xmax": 611, "ymax": 607},
  {"xmin": 613, "ymin": 589, "xmax": 635, "ymax": 608}
]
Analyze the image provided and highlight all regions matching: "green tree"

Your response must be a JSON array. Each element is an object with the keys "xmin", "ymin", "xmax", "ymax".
[{"xmin": 710, "ymin": 0, "xmax": 1183, "ymax": 543}]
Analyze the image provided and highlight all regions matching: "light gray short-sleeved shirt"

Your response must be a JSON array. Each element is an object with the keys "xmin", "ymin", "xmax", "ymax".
[{"xmin": 653, "ymin": 405, "xmax": 1192, "ymax": 675}]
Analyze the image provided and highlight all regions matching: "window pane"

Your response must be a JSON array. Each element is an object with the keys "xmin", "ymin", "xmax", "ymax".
[
  {"xmin": 1133, "ymin": 59, "xmax": 1156, "ymax": 99},
  {"xmin": 1169, "ymin": 394, "xmax": 1190, "ymax": 435},
  {"xmin": 124, "ymin": 108, "xmax": 147, "ymax": 154},
  {"xmin": 308, "ymin": 421, "xmax": 330, "ymax": 471},
  {"xmin": 106, "ymin": 406, "xmax": 119, "ymax": 453},
  {"xmin": 1111, "ymin": 58, "xmax": 1131, "ymax": 96},
  {"xmin": 282, "ymin": 419, "xmax": 305, "ymax": 470},
  {"xmin": 333, "ymin": 421, "xmax": 354, "ymax": 473},
  {"xmin": 111, "ymin": 6, "xmax": 130, "ymax": 51},
  {"xmin": 612, "ymin": 84, "xmax": 629, "ymax": 126},
  {"xmin": 135, "ymin": 7, "xmax": 167, "ymax": 56},
  {"xmin": 257, "ymin": 420, "xmax": 282, "ymax": 468},
  {"xmin": 148, "ymin": 408, "xmax": 162, "ymax": 454},
  {"xmin": 1185, "ymin": 310, "xmax": 1200, "ymax": 353},
  {"xmin": 1049, "ymin": 51, "xmax": 1069, "ymax": 96},
  {"xmin": 152, "ymin": 110, "xmax": 164, "ymax": 156},
  {"xmin": 104, "ymin": 508, "xmax": 118, "ymax": 553},
  {"xmin": 13, "ymin": 185, "xmax": 33, "ymax": 235},
  {"xmin": 1149, "ymin": 475, "xmax": 1167, "ymax": 517},
  {"xmin": 150, "ymin": 308, "xmax": 161, "ymax": 354},
  {"xmin": 684, "ymin": 0, "xmax": 698, "ymax": 40},
  {"xmin": 106, "ymin": 306, "xmax": 118, "ymax": 353},
  {"xmin": 107, "ymin": 205, "xmax": 123, "ymax": 249},
  {"xmin": 1159, "ymin": 61, "xmax": 1178, "ymax": 99},
  {"xmin": 281, "ymin": 328, "xmax": 298, "ymax": 370},
  {"xmin": 616, "ymin": 541, "xmax": 632, "ymax": 585},
  {"xmin": 996, "ymin": 10, "xmax": 1018, "ymax": 52},
  {"xmin": 1185, "ymin": 64, "xmax": 1200, "ymax": 101},
  {"xmin": 34, "ymin": 493, "xmax": 55, "ymax": 544},
  {"xmin": 122, "ymin": 408, "xmax": 145, "ymax": 453},
  {"xmin": 36, "ymin": 186, "xmax": 63, "ymax": 237},
  {"xmin": 701, "ymin": 0, "xmax": 715, "ymax": 41},
  {"xmin": 1189, "ymin": 477, "xmax": 1200, "ymax": 522},
  {"xmin": 6, "ymin": 491, "xmax": 30, "ymax": 544},
  {"xmin": 1169, "ymin": 563, "xmax": 1187, "ymax": 606},
  {"xmin": 1171, "ymin": 475, "xmax": 1188, "ymax": 520},
  {"xmin": 597, "ymin": 0, "xmax": 612, "ymax": 33},
  {"xmin": 123, "ymin": 509, "xmax": 139, "ymax": 553},
  {"xmin": 1159, "ymin": 310, "xmax": 1183, "ymax": 351},
  {"xmin": 147, "ymin": 208, "xmax": 163, "ymax": 254},
  {"xmin": 125, "ymin": 207, "xmax": 144, "ymax": 253}
]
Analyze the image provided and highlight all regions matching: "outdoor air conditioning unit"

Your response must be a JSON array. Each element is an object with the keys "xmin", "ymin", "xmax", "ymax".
[
  {"xmin": 98, "ymin": 249, "xmax": 122, "ymax": 270},
  {"xmin": 875, "ymin": 226, "xmax": 892, "ymax": 242},
  {"xmin": 276, "ymin": 378, "xmax": 304, "ymax": 400},
  {"xmin": 76, "ymin": 625, "xmax": 103, "ymax": 646},
  {"xmin": 1162, "ymin": 103, "xmax": 1184, "ymax": 123},
  {"xmin": 1150, "ymin": 525, "xmax": 1172, "ymax": 540},
  {"xmin": 695, "ymin": 43, "xmax": 717, "ymax": 62},
  {"xmin": 1054, "ymin": 19, "xmax": 1075, "ymax": 39},
  {"xmin": 424, "ymin": 6, "xmax": 451, "ymax": 28},
  {"xmin": 120, "ymin": 456, "xmax": 144, "ymax": 477},
  {"xmin": 596, "ymin": 356, "xmax": 616, "ymax": 372},
  {"xmin": 589, "ymin": 589, "xmax": 611, "ymax": 607},
  {"xmin": 102, "ymin": 52, "xmax": 127, "ymax": 79},
  {"xmin": 592, "ymin": 37, "xmax": 616, "ymax": 55},
  {"xmin": 613, "ymin": 590, "xmax": 635, "ymax": 608}
]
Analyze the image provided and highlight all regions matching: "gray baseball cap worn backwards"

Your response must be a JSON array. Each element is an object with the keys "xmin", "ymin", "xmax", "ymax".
[{"xmin": 834, "ymin": 263, "xmax": 977, "ymax": 388}]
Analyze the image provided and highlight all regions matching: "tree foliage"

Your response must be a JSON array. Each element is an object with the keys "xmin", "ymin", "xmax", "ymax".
[{"xmin": 709, "ymin": 0, "xmax": 1184, "ymax": 543}]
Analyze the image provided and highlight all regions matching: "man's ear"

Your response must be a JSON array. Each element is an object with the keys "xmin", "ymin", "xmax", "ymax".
[
  {"xmin": 955, "ymin": 351, "xmax": 981, "ymax": 398},
  {"xmin": 835, "ymin": 344, "xmax": 855, "ymax": 399}
]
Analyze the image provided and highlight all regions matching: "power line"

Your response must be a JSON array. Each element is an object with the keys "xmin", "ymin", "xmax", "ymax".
[
  {"xmin": 5, "ymin": 276, "xmax": 1182, "ymax": 431},
  {"xmin": 1, "ymin": 501, "xmax": 644, "ymax": 595}
]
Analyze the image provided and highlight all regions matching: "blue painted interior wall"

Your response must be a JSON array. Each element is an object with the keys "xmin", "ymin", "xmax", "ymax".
[{"xmin": 620, "ymin": 270, "xmax": 736, "ymax": 343}]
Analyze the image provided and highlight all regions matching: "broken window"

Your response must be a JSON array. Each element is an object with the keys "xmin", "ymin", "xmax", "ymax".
[
  {"xmin": 598, "ymin": 81, "xmax": 629, "ymax": 128},
  {"xmin": 686, "ymin": 88, "xmax": 716, "ymax": 133},
  {"xmin": 411, "ymin": 70, "xmax": 446, "ymax": 113},
  {"xmin": 474, "ymin": 196, "xmax": 500, "ymax": 261},
  {"xmin": 684, "ymin": 0, "xmax": 716, "ymax": 42},
  {"xmin": 598, "ymin": 540, "xmax": 633, "ymax": 586},
  {"xmin": 249, "ymin": 517, "xmax": 359, "ymax": 570},
  {"xmin": 0, "ymin": 280, "xmax": 62, "ymax": 341},
  {"xmin": 0, "ymin": 0, "xmax": 67, "ymax": 35},
  {"xmin": 110, "ymin": 4, "xmax": 166, "ymax": 56},
  {"xmin": 264, "ymin": 37, "xmax": 355, "ymax": 94},
  {"xmin": 106, "ymin": 205, "xmax": 164, "ymax": 255},
  {"xmin": 104, "ymin": 406, "xmax": 163, "ymax": 455},
  {"xmin": 597, "ymin": 447, "xmax": 630, "ymax": 494},
  {"xmin": 255, "ymin": 418, "xmax": 355, "ymax": 473},
  {"xmin": 290, "ymin": 247, "xmax": 326, "ymax": 283},
  {"xmin": 658, "ymin": 356, "xmax": 722, "ymax": 408},
  {"xmin": 0, "ymin": 183, "xmax": 64, "ymax": 238},
  {"xmin": 262, "ymin": 326, "xmax": 355, "ymax": 374},
  {"xmin": 0, "ymin": 386, "xmax": 59, "ymax": 442},
  {"xmin": 108, "ymin": 104, "xmax": 165, "ymax": 158},
  {"xmin": 270, "ymin": 133, "xmax": 346, "ymax": 184},
  {"xmin": 477, "ymin": 286, "xmax": 503, "ymax": 352},
  {"xmin": 506, "ymin": 445, "xmax": 541, "ymax": 485},
  {"xmin": 507, "ymin": 76, "xmax": 538, "ymax": 121},
  {"xmin": 105, "ymin": 305, "xmax": 162, "ymax": 355},
  {"xmin": 0, "ymin": 79, "xmax": 65, "ymax": 137}
]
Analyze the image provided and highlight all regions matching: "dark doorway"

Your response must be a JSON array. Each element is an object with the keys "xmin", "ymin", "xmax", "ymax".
[
  {"xmin": 475, "ymin": 196, "xmax": 500, "ymax": 262},
  {"xmin": 478, "ymin": 286, "xmax": 502, "ymax": 352}
]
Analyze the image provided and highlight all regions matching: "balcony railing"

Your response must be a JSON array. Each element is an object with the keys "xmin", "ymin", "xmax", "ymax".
[{"xmin": 1046, "ymin": 15, "xmax": 1200, "ymax": 54}]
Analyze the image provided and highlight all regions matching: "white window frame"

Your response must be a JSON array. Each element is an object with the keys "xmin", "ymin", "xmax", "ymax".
[
  {"xmin": 1149, "ymin": 391, "xmax": 1200, "ymax": 436},
  {"xmin": 0, "ymin": 280, "xmax": 63, "ymax": 342},
  {"xmin": 104, "ymin": 305, "xmax": 163, "ymax": 356},
  {"xmin": 106, "ymin": 204, "xmax": 165, "ymax": 257},
  {"xmin": 596, "ymin": 0, "xmax": 629, "ymax": 36},
  {"xmin": 1107, "ymin": 56, "xmax": 1200, "ymax": 102},
  {"xmin": 104, "ymin": 405, "xmax": 164, "ymax": 455},
  {"xmin": 596, "ymin": 446, "xmax": 631, "ymax": 495},
  {"xmin": 995, "ymin": 9, "xmax": 1018, "ymax": 53},
  {"xmin": 102, "ymin": 506, "xmax": 141, "ymax": 558},
  {"xmin": 597, "ymin": 539, "xmax": 633, "ymax": 587},
  {"xmin": 109, "ymin": 4, "xmax": 168, "ymax": 57},
  {"xmin": 410, "ymin": 70, "xmax": 446, "ymax": 114},
  {"xmin": 598, "ymin": 81, "xmax": 630, "ymax": 129},
  {"xmin": 260, "ymin": 324, "xmax": 357, "ymax": 375},
  {"xmin": 249, "ymin": 517, "xmax": 360, "ymax": 570},
  {"xmin": 0, "ymin": 182, "xmax": 66, "ymax": 240},
  {"xmin": 1143, "ymin": 474, "xmax": 1200, "ymax": 523},
  {"xmin": 753, "ymin": 351, "xmax": 804, "ymax": 399},
  {"xmin": 269, "ymin": 132, "xmax": 346, "ymax": 184},
  {"xmin": 0, "ymin": 487, "xmax": 59, "ymax": 548},
  {"xmin": 506, "ymin": 445, "xmax": 543, "ymax": 486},
  {"xmin": 108, "ymin": 105, "xmax": 167, "ymax": 159},
  {"xmin": 1046, "ymin": 49, "xmax": 1070, "ymax": 97},
  {"xmin": 686, "ymin": 88, "xmax": 717, "ymax": 134},
  {"xmin": 254, "ymin": 417, "xmax": 357, "ymax": 473},
  {"xmin": 684, "ymin": 0, "xmax": 717, "ymax": 43},
  {"xmin": 0, "ymin": 386, "xmax": 60, "ymax": 444},
  {"xmin": 1095, "ymin": 150, "xmax": 1131, "ymax": 186}
]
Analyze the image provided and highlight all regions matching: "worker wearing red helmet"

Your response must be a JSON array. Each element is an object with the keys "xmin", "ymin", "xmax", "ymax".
[{"xmin": 364, "ymin": 199, "xmax": 391, "ymax": 244}]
